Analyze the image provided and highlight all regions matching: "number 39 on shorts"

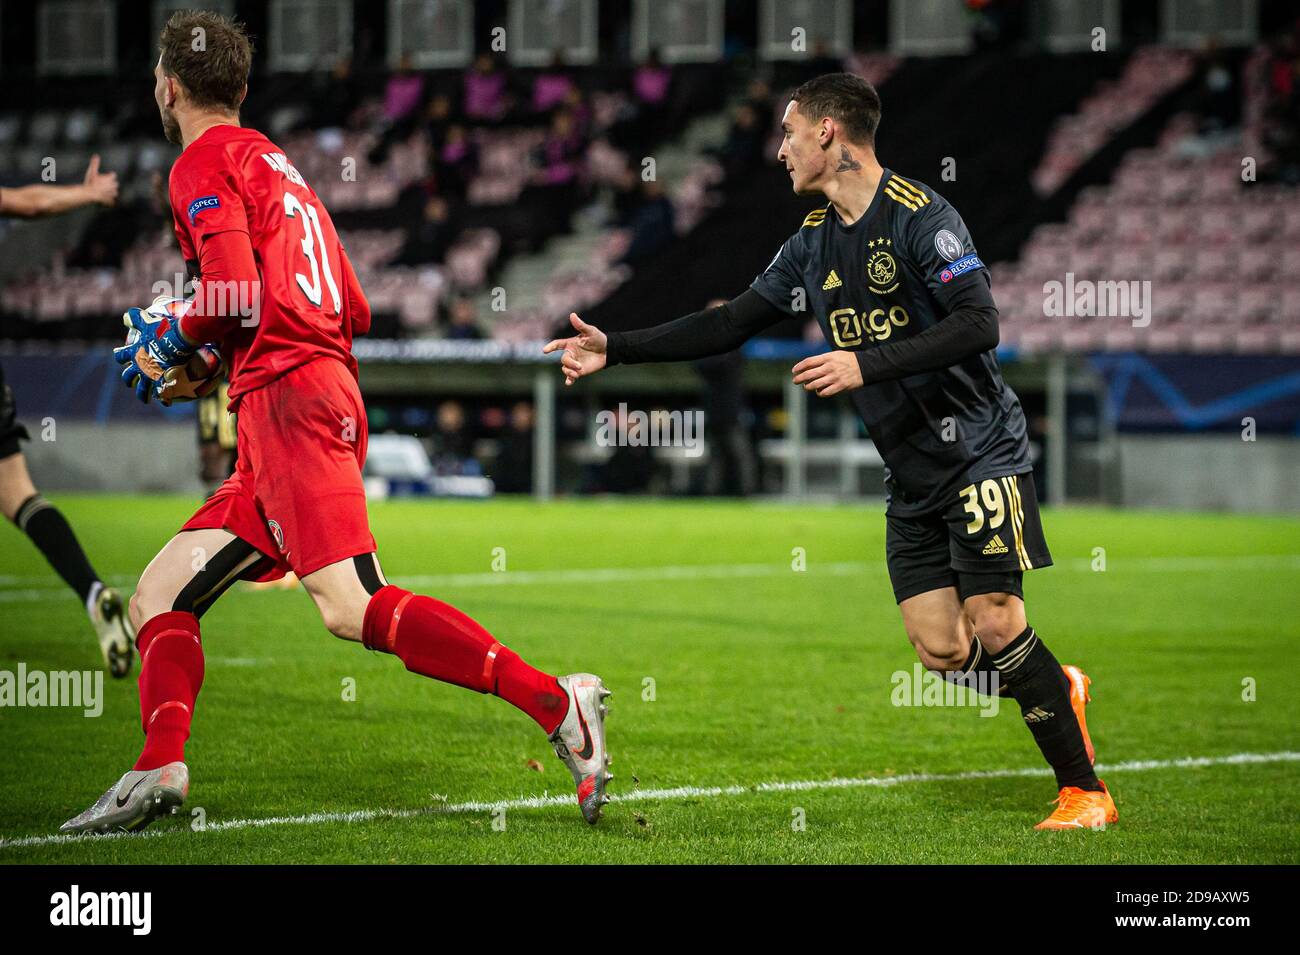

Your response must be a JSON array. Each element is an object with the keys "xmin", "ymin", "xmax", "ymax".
[{"xmin": 959, "ymin": 479, "xmax": 1009, "ymax": 535}]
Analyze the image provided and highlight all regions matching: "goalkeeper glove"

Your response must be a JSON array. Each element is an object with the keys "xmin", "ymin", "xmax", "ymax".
[{"xmin": 113, "ymin": 306, "xmax": 196, "ymax": 404}]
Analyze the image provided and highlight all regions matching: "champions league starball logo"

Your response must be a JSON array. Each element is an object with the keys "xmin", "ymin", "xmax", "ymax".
[{"xmin": 934, "ymin": 228, "xmax": 963, "ymax": 262}]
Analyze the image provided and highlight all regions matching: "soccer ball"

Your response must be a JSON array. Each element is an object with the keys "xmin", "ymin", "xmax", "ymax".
[{"xmin": 124, "ymin": 296, "xmax": 224, "ymax": 405}]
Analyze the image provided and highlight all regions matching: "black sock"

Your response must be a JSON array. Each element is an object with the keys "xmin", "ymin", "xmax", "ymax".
[
  {"xmin": 945, "ymin": 636, "xmax": 1013, "ymax": 698},
  {"xmin": 991, "ymin": 626, "xmax": 1101, "ymax": 791},
  {"xmin": 14, "ymin": 494, "xmax": 100, "ymax": 605}
]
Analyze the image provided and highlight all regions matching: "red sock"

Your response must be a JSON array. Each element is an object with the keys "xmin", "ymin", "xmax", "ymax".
[
  {"xmin": 362, "ymin": 585, "xmax": 568, "ymax": 733},
  {"xmin": 133, "ymin": 610, "xmax": 205, "ymax": 771}
]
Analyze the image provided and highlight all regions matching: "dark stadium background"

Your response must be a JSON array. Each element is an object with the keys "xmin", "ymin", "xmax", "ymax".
[{"xmin": 2, "ymin": 0, "xmax": 1298, "ymax": 506}]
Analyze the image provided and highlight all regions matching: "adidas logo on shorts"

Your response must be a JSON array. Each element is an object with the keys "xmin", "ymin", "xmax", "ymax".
[{"xmin": 982, "ymin": 534, "xmax": 1009, "ymax": 556}]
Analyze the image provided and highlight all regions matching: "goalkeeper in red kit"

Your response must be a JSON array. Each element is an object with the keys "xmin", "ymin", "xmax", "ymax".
[{"xmin": 62, "ymin": 11, "xmax": 612, "ymax": 834}]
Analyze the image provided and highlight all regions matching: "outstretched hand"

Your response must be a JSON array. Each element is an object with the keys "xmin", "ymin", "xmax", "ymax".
[
  {"xmin": 542, "ymin": 312, "xmax": 608, "ymax": 386},
  {"xmin": 82, "ymin": 154, "xmax": 119, "ymax": 207}
]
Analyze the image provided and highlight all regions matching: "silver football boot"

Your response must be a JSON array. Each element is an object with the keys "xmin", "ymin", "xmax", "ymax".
[
  {"xmin": 548, "ymin": 674, "xmax": 613, "ymax": 824},
  {"xmin": 60, "ymin": 761, "xmax": 189, "ymax": 834}
]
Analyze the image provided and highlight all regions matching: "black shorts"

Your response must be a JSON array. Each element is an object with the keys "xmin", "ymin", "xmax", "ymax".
[
  {"xmin": 197, "ymin": 378, "xmax": 236, "ymax": 450},
  {"xmin": 886, "ymin": 471, "xmax": 1053, "ymax": 604},
  {"xmin": 0, "ymin": 360, "xmax": 31, "ymax": 460}
]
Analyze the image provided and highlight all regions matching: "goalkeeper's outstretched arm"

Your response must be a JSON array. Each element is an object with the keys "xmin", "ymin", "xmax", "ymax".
[{"xmin": 543, "ymin": 289, "xmax": 786, "ymax": 386}]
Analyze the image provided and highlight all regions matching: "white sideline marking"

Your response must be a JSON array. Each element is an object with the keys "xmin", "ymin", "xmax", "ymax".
[
  {"xmin": 3, "ymin": 554, "xmax": 1299, "ymax": 603},
  {"xmin": 2, "ymin": 750, "xmax": 1296, "ymax": 852}
]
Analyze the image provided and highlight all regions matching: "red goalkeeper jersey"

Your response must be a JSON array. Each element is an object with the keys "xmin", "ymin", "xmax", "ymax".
[{"xmin": 168, "ymin": 123, "xmax": 370, "ymax": 409}]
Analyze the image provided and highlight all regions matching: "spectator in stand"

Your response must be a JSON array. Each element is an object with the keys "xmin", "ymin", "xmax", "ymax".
[
  {"xmin": 612, "ymin": 49, "xmax": 672, "ymax": 153},
  {"xmin": 309, "ymin": 56, "xmax": 361, "ymax": 130},
  {"xmin": 445, "ymin": 296, "xmax": 486, "ymax": 340},
  {"xmin": 597, "ymin": 405, "xmax": 655, "ymax": 494},
  {"xmin": 385, "ymin": 54, "xmax": 426, "ymax": 124},
  {"xmin": 611, "ymin": 166, "xmax": 643, "ymax": 225},
  {"xmin": 492, "ymin": 401, "xmax": 535, "ymax": 493},
  {"xmin": 693, "ymin": 301, "xmax": 754, "ymax": 497},
  {"xmin": 1193, "ymin": 39, "xmax": 1240, "ymax": 134},
  {"xmin": 464, "ymin": 54, "xmax": 511, "ymax": 122},
  {"xmin": 533, "ymin": 51, "xmax": 576, "ymax": 115},
  {"xmin": 562, "ymin": 86, "xmax": 592, "ymax": 139},
  {"xmin": 714, "ymin": 102, "xmax": 766, "ymax": 177},
  {"xmin": 744, "ymin": 77, "xmax": 774, "ymax": 124},
  {"xmin": 391, "ymin": 195, "xmax": 459, "ymax": 266},
  {"xmin": 522, "ymin": 109, "xmax": 587, "ymax": 233},
  {"xmin": 369, "ymin": 54, "xmax": 427, "ymax": 165},
  {"xmin": 533, "ymin": 109, "xmax": 584, "ymax": 187},
  {"xmin": 619, "ymin": 178, "xmax": 675, "ymax": 265},
  {"xmin": 435, "ymin": 123, "xmax": 479, "ymax": 195},
  {"xmin": 431, "ymin": 400, "xmax": 473, "ymax": 475},
  {"xmin": 426, "ymin": 90, "xmax": 455, "ymax": 128},
  {"xmin": 633, "ymin": 49, "xmax": 671, "ymax": 107}
]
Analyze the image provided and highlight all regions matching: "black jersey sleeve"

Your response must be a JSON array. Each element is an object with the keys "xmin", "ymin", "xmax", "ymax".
[
  {"xmin": 748, "ymin": 233, "xmax": 807, "ymax": 316},
  {"xmin": 901, "ymin": 197, "xmax": 989, "ymax": 311},
  {"xmin": 854, "ymin": 277, "xmax": 999, "ymax": 384},
  {"xmin": 605, "ymin": 288, "xmax": 787, "ymax": 366}
]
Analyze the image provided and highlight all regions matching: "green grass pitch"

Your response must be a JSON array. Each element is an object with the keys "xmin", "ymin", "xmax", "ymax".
[{"xmin": 1, "ymin": 495, "xmax": 1297, "ymax": 863}]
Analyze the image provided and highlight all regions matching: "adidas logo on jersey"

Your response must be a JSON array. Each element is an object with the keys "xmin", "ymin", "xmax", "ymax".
[
  {"xmin": 822, "ymin": 270, "xmax": 842, "ymax": 290},
  {"xmin": 982, "ymin": 534, "xmax": 1009, "ymax": 556}
]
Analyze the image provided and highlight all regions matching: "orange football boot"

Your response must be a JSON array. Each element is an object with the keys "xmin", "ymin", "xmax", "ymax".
[
  {"xmin": 1061, "ymin": 664, "xmax": 1095, "ymax": 764},
  {"xmin": 1035, "ymin": 780, "xmax": 1118, "ymax": 830}
]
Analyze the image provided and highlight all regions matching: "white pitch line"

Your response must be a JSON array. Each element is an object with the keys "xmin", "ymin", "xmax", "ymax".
[
  {"xmin": 3, "ymin": 554, "xmax": 1299, "ymax": 603},
  {"xmin": 2, "ymin": 750, "xmax": 1296, "ymax": 852}
]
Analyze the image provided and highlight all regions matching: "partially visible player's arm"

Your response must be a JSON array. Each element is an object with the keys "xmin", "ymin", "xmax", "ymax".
[
  {"xmin": 791, "ymin": 280, "xmax": 999, "ymax": 396},
  {"xmin": 178, "ymin": 230, "xmax": 261, "ymax": 345},
  {"xmin": 854, "ymin": 278, "xmax": 999, "ymax": 382},
  {"xmin": 0, "ymin": 155, "xmax": 118, "ymax": 218},
  {"xmin": 608, "ymin": 289, "xmax": 785, "ymax": 364},
  {"xmin": 543, "ymin": 290, "xmax": 784, "ymax": 385}
]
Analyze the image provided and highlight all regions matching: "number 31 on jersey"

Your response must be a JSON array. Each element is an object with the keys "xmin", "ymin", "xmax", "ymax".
[{"xmin": 283, "ymin": 193, "xmax": 341, "ymax": 314}]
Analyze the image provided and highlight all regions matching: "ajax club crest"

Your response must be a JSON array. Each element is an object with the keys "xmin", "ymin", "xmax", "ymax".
[{"xmin": 866, "ymin": 237, "xmax": 899, "ymax": 294}]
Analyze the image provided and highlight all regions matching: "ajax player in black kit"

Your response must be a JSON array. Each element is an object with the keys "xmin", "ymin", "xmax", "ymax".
[{"xmin": 546, "ymin": 73, "xmax": 1118, "ymax": 830}]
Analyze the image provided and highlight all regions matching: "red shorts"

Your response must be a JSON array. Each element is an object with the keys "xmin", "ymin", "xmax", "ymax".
[{"xmin": 182, "ymin": 357, "xmax": 375, "ymax": 580}]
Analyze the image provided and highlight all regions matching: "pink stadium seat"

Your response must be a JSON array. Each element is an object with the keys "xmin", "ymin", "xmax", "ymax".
[{"xmin": 1235, "ymin": 327, "xmax": 1281, "ymax": 352}]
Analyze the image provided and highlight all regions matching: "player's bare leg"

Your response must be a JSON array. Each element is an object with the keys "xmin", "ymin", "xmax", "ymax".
[
  {"xmin": 62, "ymin": 528, "xmax": 266, "ymax": 834},
  {"xmin": 899, "ymin": 587, "xmax": 975, "ymax": 673},
  {"xmin": 900, "ymin": 587, "xmax": 1012, "ymax": 701},
  {"xmin": 301, "ymin": 554, "xmax": 613, "ymax": 823},
  {"xmin": 0, "ymin": 450, "xmax": 134, "ymax": 676},
  {"xmin": 964, "ymin": 592, "xmax": 1115, "ymax": 829}
]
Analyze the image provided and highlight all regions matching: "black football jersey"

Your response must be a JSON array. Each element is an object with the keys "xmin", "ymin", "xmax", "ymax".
[{"xmin": 750, "ymin": 169, "xmax": 1031, "ymax": 516}]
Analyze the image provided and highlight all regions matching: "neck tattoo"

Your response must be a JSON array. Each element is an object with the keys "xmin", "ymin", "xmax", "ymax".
[{"xmin": 836, "ymin": 144, "xmax": 862, "ymax": 172}]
